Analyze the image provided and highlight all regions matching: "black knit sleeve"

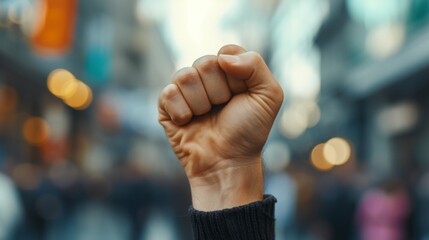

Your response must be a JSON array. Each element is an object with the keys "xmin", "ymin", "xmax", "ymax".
[{"xmin": 189, "ymin": 195, "xmax": 276, "ymax": 240}]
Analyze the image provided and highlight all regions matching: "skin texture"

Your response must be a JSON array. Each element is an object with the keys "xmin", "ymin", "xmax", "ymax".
[{"xmin": 158, "ymin": 44, "xmax": 284, "ymax": 211}]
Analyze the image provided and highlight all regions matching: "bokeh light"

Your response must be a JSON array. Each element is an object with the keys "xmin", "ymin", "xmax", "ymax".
[
  {"xmin": 377, "ymin": 101, "xmax": 419, "ymax": 136},
  {"xmin": 63, "ymin": 80, "xmax": 93, "ymax": 110},
  {"xmin": 47, "ymin": 69, "xmax": 93, "ymax": 110},
  {"xmin": 263, "ymin": 141, "xmax": 291, "ymax": 172},
  {"xmin": 324, "ymin": 137, "xmax": 352, "ymax": 166},
  {"xmin": 279, "ymin": 101, "xmax": 321, "ymax": 139},
  {"xmin": 311, "ymin": 143, "xmax": 333, "ymax": 171},
  {"xmin": 365, "ymin": 23, "xmax": 405, "ymax": 59},
  {"xmin": 279, "ymin": 105, "xmax": 308, "ymax": 139},
  {"xmin": 22, "ymin": 117, "xmax": 50, "ymax": 146},
  {"xmin": 47, "ymin": 69, "xmax": 78, "ymax": 99}
]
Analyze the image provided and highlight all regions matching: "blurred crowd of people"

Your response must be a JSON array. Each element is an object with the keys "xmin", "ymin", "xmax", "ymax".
[{"xmin": 2, "ymin": 150, "xmax": 429, "ymax": 240}]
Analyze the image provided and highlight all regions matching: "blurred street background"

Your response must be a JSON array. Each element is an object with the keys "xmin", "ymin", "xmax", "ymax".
[{"xmin": 0, "ymin": 0, "xmax": 429, "ymax": 239}]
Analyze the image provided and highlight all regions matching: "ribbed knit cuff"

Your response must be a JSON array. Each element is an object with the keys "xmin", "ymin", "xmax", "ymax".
[{"xmin": 189, "ymin": 195, "xmax": 276, "ymax": 240}]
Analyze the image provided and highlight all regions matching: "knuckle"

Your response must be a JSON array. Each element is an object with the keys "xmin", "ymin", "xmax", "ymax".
[
  {"xmin": 193, "ymin": 55, "xmax": 218, "ymax": 73},
  {"xmin": 160, "ymin": 84, "xmax": 178, "ymax": 101},
  {"xmin": 218, "ymin": 44, "xmax": 246, "ymax": 55},
  {"xmin": 174, "ymin": 67, "xmax": 200, "ymax": 86},
  {"xmin": 172, "ymin": 111, "xmax": 192, "ymax": 124}
]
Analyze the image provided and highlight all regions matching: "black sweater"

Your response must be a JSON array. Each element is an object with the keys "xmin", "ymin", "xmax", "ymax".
[{"xmin": 189, "ymin": 195, "xmax": 276, "ymax": 240}]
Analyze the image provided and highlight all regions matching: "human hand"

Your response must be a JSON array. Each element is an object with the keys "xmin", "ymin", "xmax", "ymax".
[{"xmin": 158, "ymin": 45, "xmax": 284, "ymax": 211}]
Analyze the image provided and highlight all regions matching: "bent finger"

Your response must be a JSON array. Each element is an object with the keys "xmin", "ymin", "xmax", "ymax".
[
  {"xmin": 173, "ymin": 67, "xmax": 212, "ymax": 116},
  {"xmin": 193, "ymin": 55, "xmax": 231, "ymax": 105},
  {"xmin": 158, "ymin": 84, "xmax": 193, "ymax": 126},
  {"xmin": 217, "ymin": 44, "xmax": 248, "ymax": 94}
]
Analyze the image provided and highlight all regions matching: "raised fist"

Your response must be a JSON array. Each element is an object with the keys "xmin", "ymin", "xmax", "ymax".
[{"xmin": 158, "ymin": 45, "xmax": 284, "ymax": 211}]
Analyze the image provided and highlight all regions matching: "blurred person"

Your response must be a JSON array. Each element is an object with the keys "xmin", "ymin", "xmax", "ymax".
[
  {"xmin": 288, "ymin": 167, "xmax": 319, "ymax": 239},
  {"xmin": 319, "ymin": 164, "xmax": 362, "ymax": 240},
  {"xmin": 356, "ymin": 179, "xmax": 410, "ymax": 240},
  {"xmin": 158, "ymin": 44, "xmax": 284, "ymax": 239},
  {"xmin": 0, "ymin": 173, "xmax": 22, "ymax": 240}
]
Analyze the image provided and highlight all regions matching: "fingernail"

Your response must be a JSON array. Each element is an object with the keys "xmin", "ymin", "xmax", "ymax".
[{"xmin": 219, "ymin": 54, "xmax": 240, "ymax": 64}]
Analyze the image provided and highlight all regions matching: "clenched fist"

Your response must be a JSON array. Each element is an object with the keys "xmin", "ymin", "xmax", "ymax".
[{"xmin": 158, "ymin": 45, "xmax": 284, "ymax": 211}]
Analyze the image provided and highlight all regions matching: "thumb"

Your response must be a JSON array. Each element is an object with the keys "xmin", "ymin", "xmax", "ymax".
[{"xmin": 218, "ymin": 51, "xmax": 284, "ymax": 107}]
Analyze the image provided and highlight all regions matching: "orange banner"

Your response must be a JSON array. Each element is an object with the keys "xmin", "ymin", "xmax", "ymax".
[{"xmin": 31, "ymin": 0, "xmax": 78, "ymax": 55}]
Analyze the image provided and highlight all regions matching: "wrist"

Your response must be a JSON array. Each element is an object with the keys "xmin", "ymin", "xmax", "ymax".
[{"xmin": 188, "ymin": 157, "xmax": 264, "ymax": 211}]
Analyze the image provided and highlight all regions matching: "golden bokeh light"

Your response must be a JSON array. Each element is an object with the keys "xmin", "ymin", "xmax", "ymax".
[
  {"xmin": 324, "ymin": 137, "xmax": 352, "ymax": 166},
  {"xmin": 322, "ymin": 143, "xmax": 337, "ymax": 165},
  {"xmin": 63, "ymin": 80, "xmax": 93, "ymax": 110},
  {"xmin": 47, "ymin": 69, "xmax": 78, "ymax": 99},
  {"xmin": 311, "ymin": 143, "xmax": 333, "ymax": 171},
  {"xmin": 47, "ymin": 69, "xmax": 93, "ymax": 110},
  {"xmin": 23, "ymin": 117, "xmax": 50, "ymax": 146}
]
